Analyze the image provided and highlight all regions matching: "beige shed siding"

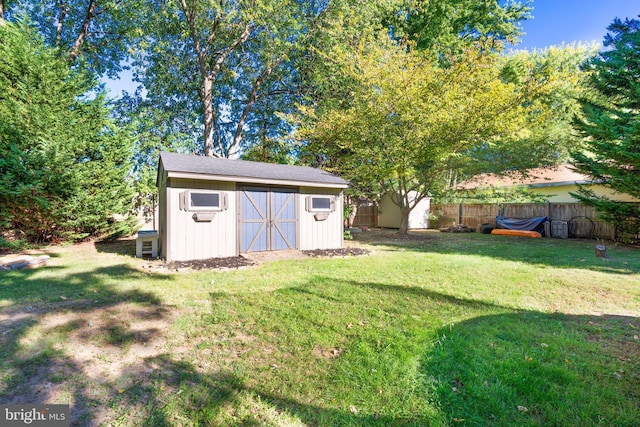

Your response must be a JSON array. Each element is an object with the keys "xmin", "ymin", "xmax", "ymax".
[
  {"xmin": 378, "ymin": 191, "xmax": 430, "ymax": 229},
  {"xmin": 165, "ymin": 178, "xmax": 237, "ymax": 261},
  {"xmin": 298, "ymin": 187, "xmax": 344, "ymax": 250},
  {"xmin": 157, "ymin": 163, "xmax": 170, "ymax": 259},
  {"xmin": 158, "ymin": 186, "xmax": 167, "ymax": 258},
  {"xmin": 378, "ymin": 192, "xmax": 402, "ymax": 228}
]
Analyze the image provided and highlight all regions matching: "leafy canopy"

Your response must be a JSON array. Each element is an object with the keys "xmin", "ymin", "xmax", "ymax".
[
  {"xmin": 297, "ymin": 33, "xmax": 532, "ymax": 233},
  {"xmin": 393, "ymin": 0, "xmax": 532, "ymax": 52},
  {"xmin": 463, "ymin": 43, "xmax": 596, "ymax": 179}
]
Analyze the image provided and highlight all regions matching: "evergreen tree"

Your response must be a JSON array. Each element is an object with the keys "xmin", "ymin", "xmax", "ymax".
[
  {"xmin": 571, "ymin": 17, "xmax": 640, "ymax": 241},
  {"xmin": 0, "ymin": 20, "xmax": 135, "ymax": 244}
]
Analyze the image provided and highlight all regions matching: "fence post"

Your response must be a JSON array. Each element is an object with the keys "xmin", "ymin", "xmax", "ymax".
[{"xmin": 458, "ymin": 203, "xmax": 463, "ymax": 225}]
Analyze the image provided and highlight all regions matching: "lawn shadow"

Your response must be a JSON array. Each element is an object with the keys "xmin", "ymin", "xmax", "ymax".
[
  {"xmin": 349, "ymin": 279, "xmax": 505, "ymax": 312},
  {"xmin": 355, "ymin": 231, "xmax": 640, "ymax": 274},
  {"xmin": 202, "ymin": 276, "xmax": 639, "ymax": 425},
  {"xmin": 111, "ymin": 355, "xmax": 437, "ymax": 426},
  {"xmin": 3, "ymin": 255, "xmax": 637, "ymax": 425},
  {"xmin": 0, "ymin": 262, "xmax": 175, "ymax": 425},
  {"xmin": 0, "ymin": 262, "xmax": 171, "ymax": 303},
  {"xmin": 422, "ymin": 311, "xmax": 640, "ymax": 425},
  {"xmin": 201, "ymin": 277, "xmax": 513, "ymax": 425}
]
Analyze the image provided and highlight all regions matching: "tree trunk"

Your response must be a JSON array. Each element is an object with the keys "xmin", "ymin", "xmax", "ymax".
[
  {"xmin": 0, "ymin": 0, "xmax": 5, "ymax": 22},
  {"xmin": 202, "ymin": 75, "xmax": 217, "ymax": 157},
  {"xmin": 56, "ymin": 1, "xmax": 68, "ymax": 49},
  {"xmin": 179, "ymin": 0, "xmax": 251, "ymax": 157},
  {"xmin": 398, "ymin": 206, "xmax": 411, "ymax": 235}
]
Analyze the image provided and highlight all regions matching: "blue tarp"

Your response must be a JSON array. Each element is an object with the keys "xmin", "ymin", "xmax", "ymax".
[{"xmin": 496, "ymin": 215, "xmax": 548, "ymax": 236}]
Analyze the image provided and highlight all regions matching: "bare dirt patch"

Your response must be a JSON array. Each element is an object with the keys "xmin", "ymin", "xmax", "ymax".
[
  {"xmin": 0, "ymin": 299, "xmax": 177, "ymax": 425},
  {"xmin": 351, "ymin": 228, "xmax": 440, "ymax": 245},
  {"xmin": 313, "ymin": 346, "xmax": 343, "ymax": 359}
]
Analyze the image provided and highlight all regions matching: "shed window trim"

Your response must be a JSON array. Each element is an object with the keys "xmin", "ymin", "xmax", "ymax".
[
  {"xmin": 180, "ymin": 190, "xmax": 228, "ymax": 212},
  {"xmin": 305, "ymin": 195, "xmax": 336, "ymax": 213}
]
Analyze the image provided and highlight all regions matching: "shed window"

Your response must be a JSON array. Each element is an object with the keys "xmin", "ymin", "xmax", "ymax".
[
  {"xmin": 191, "ymin": 192, "xmax": 219, "ymax": 209},
  {"xmin": 306, "ymin": 195, "xmax": 335, "ymax": 212},
  {"xmin": 180, "ymin": 190, "xmax": 227, "ymax": 211}
]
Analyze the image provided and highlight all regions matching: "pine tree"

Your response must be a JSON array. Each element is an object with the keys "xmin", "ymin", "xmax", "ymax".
[
  {"xmin": 571, "ymin": 17, "xmax": 640, "ymax": 241},
  {"xmin": 0, "ymin": 20, "xmax": 135, "ymax": 244}
]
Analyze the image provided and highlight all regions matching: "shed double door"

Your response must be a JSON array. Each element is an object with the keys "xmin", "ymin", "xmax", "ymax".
[{"xmin": 239, "ymin": 187, "xmax": 298, "ymax": 252}]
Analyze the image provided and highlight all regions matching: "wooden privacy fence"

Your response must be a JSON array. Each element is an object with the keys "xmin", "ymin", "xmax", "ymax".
[
  {"xmin": 351, "ymin": 204, "xmax": 378, "ymax": 227},
  {"xmin": 429, "ymin": 203, "xmax": 630, "ymax": 240}
]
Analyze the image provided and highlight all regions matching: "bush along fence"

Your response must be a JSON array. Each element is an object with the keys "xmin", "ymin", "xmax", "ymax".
[{"xmin": 429, "ymin": 202, "xmax": 639, "ymax": 243}]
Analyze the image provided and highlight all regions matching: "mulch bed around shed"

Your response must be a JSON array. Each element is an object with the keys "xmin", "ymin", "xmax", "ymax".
[
  {"xmin": 165, "ymin": 256, "xmax": 257, "ymax": 270},
  {"xmin": 146, "ymin": 247, "xmax": 370, "ymax": 272},
  {"xmin": 302, "ymin": 247, "xmax": 370, "ymax": 257}
]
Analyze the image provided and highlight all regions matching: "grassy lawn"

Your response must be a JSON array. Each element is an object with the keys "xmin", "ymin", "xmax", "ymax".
[{"xmin": 0, "ymin": 231, "xmax": 639, "ymax": 426}]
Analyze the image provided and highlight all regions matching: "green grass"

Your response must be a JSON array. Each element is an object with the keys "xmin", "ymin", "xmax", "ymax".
[{"xmin": 0, "ymin": 233, "xmax": 638, "ymax": 426}]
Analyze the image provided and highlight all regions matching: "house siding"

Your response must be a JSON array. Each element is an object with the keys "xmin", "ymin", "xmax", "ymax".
[
  {"xmin": 530, "ymin": 184, "xmax": 640, "ymax": 203},
  {"xmin": 298, "ymin": 187, "xmax": 344, "ymax": 250}
]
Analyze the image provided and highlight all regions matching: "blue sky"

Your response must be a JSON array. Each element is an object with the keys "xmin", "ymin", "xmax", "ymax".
[
  {"xmin": 102, "ymin": 1, "xmax": 640, "ymax": 96},
  {"xmin": 514, "ymin": 0, "xmax": 639, "ymax": 50}
]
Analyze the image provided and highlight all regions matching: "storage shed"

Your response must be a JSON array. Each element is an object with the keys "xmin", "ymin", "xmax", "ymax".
[
  {"xmin": 157, "ymin": 152, "xmax": 349, "ymax": 261},
  {"xmin": 377, "ymin": 191, "xmax": 431, "ymax": 229}
]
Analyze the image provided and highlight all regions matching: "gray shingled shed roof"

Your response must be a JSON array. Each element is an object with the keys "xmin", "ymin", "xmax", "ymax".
[{"xmin": 158, "ymin": 151, "xmax": 349, "ymax": 188}]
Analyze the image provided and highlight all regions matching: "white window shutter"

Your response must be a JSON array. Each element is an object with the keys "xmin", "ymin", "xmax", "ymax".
[{"xmin": 179, "ymin": 191, "xmax": 186, "ymax": 211}]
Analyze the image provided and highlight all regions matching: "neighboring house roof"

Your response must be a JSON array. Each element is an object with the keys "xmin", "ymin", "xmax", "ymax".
[
  {"xmin": 158, "ymin": 151, "xmax": 349, "ymax": 189},
  {"xmin": 458, "ymin": 164, "xmax": 596, "ymax": 190}
]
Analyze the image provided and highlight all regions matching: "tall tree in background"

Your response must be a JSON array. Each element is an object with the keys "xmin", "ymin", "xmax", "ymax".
[
  {"xmin": 393, "ymin": 0, "xmax": 531, "ymax": 52},
  {"xmin": 133, "ymin": 0, "xmax": 331, "ymax": 158},
  {"xmin": 0, "ymin": 20, "xmax": 135, "ymax": 243},
  {"xmin": 3, "ymin": 0, "xmax": 144, "ymax": 77},
  {"xmin": 461, "ymin": 44, "xmax": 596, "ymax": 179},
  {"xmin": 571, "ymin": 17, "xmax": 640, "ymax": 240},
  {"xmin": 0, "ymin": 0, "xmax": 12, "ymax": 21}
]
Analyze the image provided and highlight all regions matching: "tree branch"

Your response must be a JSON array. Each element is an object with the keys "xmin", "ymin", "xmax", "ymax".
[
  {"xmin": 226, "ymin": 3, "xmax": 331, "ymax": 155},
  {"xmin": 229, "ymin": 58, "xmax": 282, "ymax": 156},
  {"xmin": 68, "ymin": 0, "xmax": 97, "ymax": 63},
  {"xmin": 56, "ymin": 1, "xmax": 68, "ymax": 48},
  {"xmin": 211, "ymin": 23, "xmax": 252, "ymax": 77},
  {"xmin": 177, "ymin": 0, "xmax": 209, "ymax": 80}
]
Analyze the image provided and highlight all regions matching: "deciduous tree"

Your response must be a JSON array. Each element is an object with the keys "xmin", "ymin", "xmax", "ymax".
[
  {"xmin": 462, "ymin": 44, "xmax": 596, "ymax": 177},
  {"xmin": 297, "ymin": 34, "xmax": 532, "ymax": 234},
  {"xmin": 392, "ymin": 0, "xmax": 532, "ymax": 52},
  {"xmin": 133, "ymin": 0, "xmax": 331, "ymax": 158},
  {"xmin": 3, "ymin": 0, "xmax": 145, "ymax": 77}
]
